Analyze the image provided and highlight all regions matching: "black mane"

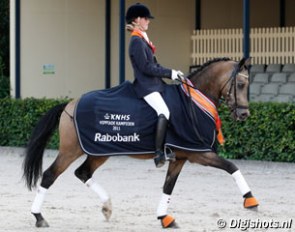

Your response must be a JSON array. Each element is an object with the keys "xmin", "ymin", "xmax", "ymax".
[{"xmin": 187, "ymin": 57, "xmax": 231, "ymax": 79}]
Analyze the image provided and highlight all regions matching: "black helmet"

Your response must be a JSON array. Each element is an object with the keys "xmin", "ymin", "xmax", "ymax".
[{"xmin": 125, "ymin": 3, "xmax": 154, "ymax": 23}]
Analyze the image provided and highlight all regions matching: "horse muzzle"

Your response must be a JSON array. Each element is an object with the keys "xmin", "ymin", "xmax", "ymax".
[{"xmin": 231, "ymin": 106, "xmax": 250, "ymax": 121}]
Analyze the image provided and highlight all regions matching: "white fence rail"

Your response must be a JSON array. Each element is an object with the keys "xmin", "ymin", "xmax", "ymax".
[{"xmin": 191, "ymin": 27, "xmax": 295, "ymax": 65}]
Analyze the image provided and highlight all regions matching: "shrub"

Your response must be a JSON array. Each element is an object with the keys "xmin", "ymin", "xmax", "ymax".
[
  {"xmin": 0, "ymin": 75, "xmax": 10, "ymax": 98},
  {"xmin": 0, "ymin": 98, "xmax": 69, "ymax": 149},
  {"xmin": 0, "ymin": 55, "xmax": 10, "ymax": 98},
  {"xmin": 0, "ymin": 98, "xmax": 294, "ymax": 162},
  {"xmin": 219, "ymin": 102, "xmax": 295, "ymax": 162}
]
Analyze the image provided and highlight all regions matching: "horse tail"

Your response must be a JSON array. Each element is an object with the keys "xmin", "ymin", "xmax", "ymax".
[{"xmin": 23, "ymin": 102, "xmax": 68, "ymax": 190}]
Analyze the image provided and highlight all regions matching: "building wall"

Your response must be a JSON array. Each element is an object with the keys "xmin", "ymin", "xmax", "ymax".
[
  {"xmin": 201, "ymin": 0, "xmax": 295, "ymax": 29},
  {"xmin": 21, "ymin": 0, "xmax": 105, "ymax": 98},
  {"xmin": 286, "ymin": 0, "xmax": 295, "ymax": 26},
  {"xmin": 17, "ymin": 0, "xmax": 295, "ymax": 99},
  {"xmin": 20, "ymin": 0, "xmax": 195, "ymax": 98}
]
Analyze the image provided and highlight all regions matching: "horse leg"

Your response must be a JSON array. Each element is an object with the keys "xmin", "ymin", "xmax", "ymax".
[
  {"xmin": 188, "ymin": 152, "xmax": 259, "ymax": 209},
  {"xmin": 31, "ymin": 150, "xmax": 83, "ymax": 227},
  {"xmin": 74, "ymin": 156, "xmax": 112, "ymax": 221},
  {"xmin": 31, "ymin": 103, "xmax": 84, "ymax": 227},
  {"xmin": 157, "ymin": 159, "xmax": 186, "ymax": 228}
]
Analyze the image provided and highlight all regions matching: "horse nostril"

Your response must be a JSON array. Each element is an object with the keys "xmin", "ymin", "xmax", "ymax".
[
  {"xmin": 236, "ymin": 109, "xmax": 250, "ymax": 120},
  {"xmin": 240, "ymin": 111, "xmax": 250, "ymax": 120}
]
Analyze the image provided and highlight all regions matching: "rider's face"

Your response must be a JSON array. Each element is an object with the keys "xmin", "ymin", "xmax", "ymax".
[{"xmin": 135, "ymin": 17, "xmax": 150, "ymax": 31}]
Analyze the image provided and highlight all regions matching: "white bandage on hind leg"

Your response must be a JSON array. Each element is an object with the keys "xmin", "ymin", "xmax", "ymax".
[
  {"xmin": 85, "ymin": 178, "xmax": 109, "ymax": 203},
  {"xmin": 157, "ymin": 193, "xmax": 171, "ymax": 217},
  {"xmin": 31, "ymin": 186, "xmax": 48, "ymax": 213},
  {"xmin": 232, "ymin": 170, "xmax": 251, "ymax": 196}
]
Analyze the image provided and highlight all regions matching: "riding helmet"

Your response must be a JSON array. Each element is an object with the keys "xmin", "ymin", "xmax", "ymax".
[{"xmin": 125, "ymin": 3, "xmax": 154, "ymax": 23}]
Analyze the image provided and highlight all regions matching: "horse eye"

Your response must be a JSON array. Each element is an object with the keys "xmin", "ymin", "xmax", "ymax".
[{"xmin": 237, "ymin": 83, "xmax": 245, "ymax": 89}]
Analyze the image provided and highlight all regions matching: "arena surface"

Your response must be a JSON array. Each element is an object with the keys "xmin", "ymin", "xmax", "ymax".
[{"xmin": 0, "ymin": 147, "xmax": 294, "ymax": 232}]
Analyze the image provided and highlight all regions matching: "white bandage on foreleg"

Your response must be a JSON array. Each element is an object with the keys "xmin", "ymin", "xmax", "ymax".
[
  {"xmin": 85, "ymin": 178, "xmax": 109, "ymax": 203},
  {"xmin": 31, "ymin": 186, "xmax": 48, "ymax": 213},
  {"xmin": 157, "ymin": 193, "xmax": 171, "ymax": 217},
  {"xmin": 232, "ymin": 170, "xmax": 251, "ymax": 195}
]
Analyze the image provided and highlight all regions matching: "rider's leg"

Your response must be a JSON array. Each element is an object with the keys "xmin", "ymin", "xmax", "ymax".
[{"xmin": 144, "ymin": 92, "xmax": 174, "ymax": 168}]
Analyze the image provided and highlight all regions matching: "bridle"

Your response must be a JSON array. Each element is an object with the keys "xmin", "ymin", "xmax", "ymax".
[{"xmin": 219, "ymin": 63, "xmax": 250, "ymax": 116}]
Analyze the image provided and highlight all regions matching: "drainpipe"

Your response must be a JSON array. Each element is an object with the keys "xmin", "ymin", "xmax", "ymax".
[
  {"xmin": 105, "ymin": 0, "xmax": 111, "ymax": 88},
  {"xmin": 243, "ymin": 0, "xmax": 250, "ymax": 100},
  {"xmin": 279, "ymin": 0, "xmax": 285, "ymax": 27},
  {"xmin": 15, "ymin": 0, "xmax": 21, "ymax": 98},
  {"xmin": 243, "ymin": 0, "xmax": 250, "ymax": 59},
  {"xmin": 119, "ymin": 0, "xmax": 125, "ymax": 84},
  {"xmin": 195, "ymin": 0, "xmax": 201, "ymax": 30},
  {"xmin": 11, "ymin": 0, "xmax": 21, "ymax": 98}
]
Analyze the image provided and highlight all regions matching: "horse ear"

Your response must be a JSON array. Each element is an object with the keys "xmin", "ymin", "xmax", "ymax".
[
  {"xmin": 244, "ymin": 57, "xmax": 251, "ymax": 69},
  {"xmin": 239, "ymin": 57, "xmax": 251, "ymax": 70}
]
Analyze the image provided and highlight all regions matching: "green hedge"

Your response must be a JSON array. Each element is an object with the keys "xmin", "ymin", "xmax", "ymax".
[
  {"xmin": 0, "ymin": 98, "xmax": 294, "ymax": 162},
  {"xmin": 219, "ymin": 102, "xmax": 295, "ymax": 162},
  {"xmin": 0, "ymin": 75, "xmax": 10, "ymax": 98},
  {"xmin": 0, "ymin": 98, "xmax": 69, "ymax": 149}
]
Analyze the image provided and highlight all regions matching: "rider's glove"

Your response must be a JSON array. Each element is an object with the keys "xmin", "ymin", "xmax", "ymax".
[{"xmin": 171, "ymin": 70, "xmax": 185, "ymax": 81}]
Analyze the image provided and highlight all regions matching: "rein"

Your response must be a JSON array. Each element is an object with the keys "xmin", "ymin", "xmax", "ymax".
[
  {"xmin": 184, "ymin": 79, "xmax": 205, "ymax": 145},
  {"xmin": 177, "ymin": 61, "xmax": 249, "ymax": 145},
  {"xmin": 180, "ymin": 78, "xmax": 224, "ymax": 145}
]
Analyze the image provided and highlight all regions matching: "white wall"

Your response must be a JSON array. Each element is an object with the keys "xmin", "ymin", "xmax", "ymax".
[
  {"xmin": 21, "ymin": 0, "xmax": 105, "ymax": 98},
  {"xmin": 17, "ymin": 0, "xmax": 293, "ymax": 99},
  {"xmin": 19, "ymin": 0, "xmax": 195, "ymax": 98}
]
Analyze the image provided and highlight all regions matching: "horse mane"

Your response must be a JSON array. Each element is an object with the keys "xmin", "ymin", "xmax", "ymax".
[{"xmin": 187, "ymin": 57, "xmax": 231, "ymax": 79}]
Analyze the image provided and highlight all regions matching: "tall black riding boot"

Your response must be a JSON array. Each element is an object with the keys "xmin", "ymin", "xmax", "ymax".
[{"xmin": 154, "ymin": 114, "xmax": 176, "ymax": 168}]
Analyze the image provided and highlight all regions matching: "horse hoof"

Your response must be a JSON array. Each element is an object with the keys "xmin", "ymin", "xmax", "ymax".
[
  {"xmin": 160, "ymin": 215, "xmax": 179, "ymax": 229},
  {"xmin": 35, "ymin": 219, "xmax": 49, "ymax": 227},
  {"xmin": 244, "ymin": 197, "xmax": 259, "ymax": 209},
  {"xmin": 102, "ymin": 199, "xmax": 112, "ymax": 221},
  {"xmin": 33, "ymin": 213, "xmax": 49, "ymax": 227}
]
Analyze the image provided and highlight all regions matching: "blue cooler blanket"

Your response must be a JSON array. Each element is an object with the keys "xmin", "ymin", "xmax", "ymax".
[{"xmin": 74, "ymin": 81, "xmax": 217, "ymax": 156}]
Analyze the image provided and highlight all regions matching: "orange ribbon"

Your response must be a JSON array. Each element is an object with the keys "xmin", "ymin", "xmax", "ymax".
[
  {"xmin": 182, "ymin": 80, "xmax": 225, "ymax": 145},
  {"xmin": 131, "ymin": 30, "xmax": 156, "ymax": 54}
]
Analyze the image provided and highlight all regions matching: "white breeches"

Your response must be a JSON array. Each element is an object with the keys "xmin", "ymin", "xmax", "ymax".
[{"xmin": 144, "ymin": 92, "xmax": 170, "ymax": 119}]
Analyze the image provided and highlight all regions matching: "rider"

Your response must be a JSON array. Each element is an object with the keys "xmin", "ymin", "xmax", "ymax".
[{"xmin": 125, "ymin": 3, "xmax": 184, "ymax": 168}]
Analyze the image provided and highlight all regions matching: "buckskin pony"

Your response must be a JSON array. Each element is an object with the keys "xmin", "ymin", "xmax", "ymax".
[{"xmin": 23, "ymin": 57, "xmax": 259, "ymax": 229}]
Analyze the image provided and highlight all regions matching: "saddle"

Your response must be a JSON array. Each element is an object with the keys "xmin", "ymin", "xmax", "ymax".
[{"xmin": 74, "ymin": 81, "xmax": 217, "ymax": 156}]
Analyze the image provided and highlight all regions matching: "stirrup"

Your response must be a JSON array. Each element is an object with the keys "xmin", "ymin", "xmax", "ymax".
[
  {"xmin": 154, "ymin": 151, "xmax": 166, "ymax": 168},
  {"xmin": 165, "ymin": 147, "xmax": 176, "ymax": 162},
  {"xmin": 154, "ymin": 148, "xmax": 176, "ymax": 168}
]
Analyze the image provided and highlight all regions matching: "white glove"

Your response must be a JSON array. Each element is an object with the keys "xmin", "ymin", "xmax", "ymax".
[{"xmin": 171, "ymin": 70, "xmax": 184, "ymax": 81}]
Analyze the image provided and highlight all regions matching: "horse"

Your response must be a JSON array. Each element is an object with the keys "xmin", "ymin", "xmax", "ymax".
[{"xmin": 23, "ymin": 57, "xmax": 259, "ymax": 229}]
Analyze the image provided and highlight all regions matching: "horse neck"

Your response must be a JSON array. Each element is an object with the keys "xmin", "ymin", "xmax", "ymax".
[{"xmin": 190, "ymin": 68, "xmax": 223, "ymax": 106}]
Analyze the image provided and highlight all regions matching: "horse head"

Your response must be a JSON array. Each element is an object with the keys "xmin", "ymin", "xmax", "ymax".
[
  {"xmin": 221, "ymin": 58, "xmax": 251, "ymax": 121},
  {"xmin": 188, "ymin": 57, "xmax": 251, "ymax": 121}
]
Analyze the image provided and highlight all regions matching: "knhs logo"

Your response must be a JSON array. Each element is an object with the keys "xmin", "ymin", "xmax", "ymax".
[
  {"xmin": 110, "ymin": 114, "xmax": 130, "ymax": 121},
  {"xmin": 103, "ymin": 113, "xmax": 131, "ymax": 121}
]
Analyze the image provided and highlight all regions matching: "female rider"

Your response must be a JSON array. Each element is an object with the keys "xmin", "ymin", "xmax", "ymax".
[{"xmin": 125, "ymin": 3, "xmax": 184, "ymax": 168}]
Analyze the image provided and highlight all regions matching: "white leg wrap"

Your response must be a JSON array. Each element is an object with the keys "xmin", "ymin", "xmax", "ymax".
[
  {"xmin": 232, "ymin": 170, "xmax": 251, "ymax": 196},
  {"xmin": 31, "ymin": 186, "xmax": 48, "ymax": 214},
  {"xmin": 157, "ymin": 193, "xmax": 171, "ymax": 217},
  {"xmin": 85, "ymin": 178, "xmax": 109, "ymax": 203}
]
